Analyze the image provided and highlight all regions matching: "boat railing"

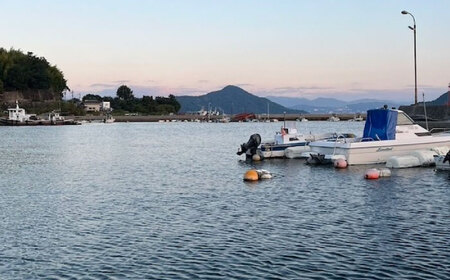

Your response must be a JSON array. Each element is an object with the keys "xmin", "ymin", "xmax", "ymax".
[
  {"xmin": 360, "ymin": 137, "xmax": 375, "ymax": 142},
  {"xmin": 332, "ymin": 134, "xmax": 349, "ymax": 155},
  {"xmin": 429, "ymin": 127, "xmax": 450, "ymax": 134}
]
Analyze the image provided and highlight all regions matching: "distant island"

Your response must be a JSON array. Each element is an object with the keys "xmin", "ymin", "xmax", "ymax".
[{"xmin": 176, "ymin": 85, "xmax": 306, "ymax": 114}]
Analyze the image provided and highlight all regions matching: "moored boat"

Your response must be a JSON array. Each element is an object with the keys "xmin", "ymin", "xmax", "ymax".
[
  {"xmin": 0, "ymin": 101, "xmax": 80, "ymax": 126},
  {"xmin": 257, "ymin": 125, "xmax": 337, "ymax": 159},
  {"xmin": 103, "ymin": 114, "xmax": 115, "ymax": 123},
  {"xmin": 304, "ymin": 107, "xmax": 450, "ymax": 165},
  {"xmin": 327, "ymin": 115, "xmax": 340, "ymax": 122}
]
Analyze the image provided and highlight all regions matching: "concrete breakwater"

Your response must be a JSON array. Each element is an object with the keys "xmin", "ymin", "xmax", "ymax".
[
  {"xmin": 400, "ymin": 104, "xmax": 450, "ymax": 131},
  {"xmin": 399, "ymin": 104, "xmax": 449, "ymax": 121},
  {"xmin": 73, "ymin": 113, "xmax": 365, "ymax": 123}
]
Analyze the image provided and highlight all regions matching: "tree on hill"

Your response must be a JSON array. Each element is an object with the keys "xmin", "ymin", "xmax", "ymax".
[
  {"xmin": 82, "ymin": 94, "xmax": 103, "ymax": 101},
  {"xmin": 0, "ymin": 48, "xmax": 68, "ymax": 96},
  {"xmin": 100, "ymin": 85, "xmax": 182, "ymax": 115},
  {"xmin": 116, "ymin": 85, "xmax": 134, "ymax": 101}
]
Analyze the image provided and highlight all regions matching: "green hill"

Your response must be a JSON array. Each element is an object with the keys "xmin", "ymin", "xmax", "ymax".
[
  {"xmin": 176, "ymin": 85, "xmax": 306, "ymax": 114},
  {"xmin": 0, "ymin": 48, "xmax": 68, "ymax": 100}
]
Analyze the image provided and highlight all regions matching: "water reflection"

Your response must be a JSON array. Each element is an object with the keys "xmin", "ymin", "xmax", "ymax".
[{"xmin": 0, "ymin": 122, "xmax": 448, "ymax": 279}]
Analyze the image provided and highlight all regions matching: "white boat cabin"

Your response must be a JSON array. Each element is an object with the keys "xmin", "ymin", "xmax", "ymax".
[
  {"xmin": 275, "ymin": 127, "xmax": 300, "ymax": 145},
  {"xmin": 7, "ymin": 101, "xmax": 34, "ymax": 122}
]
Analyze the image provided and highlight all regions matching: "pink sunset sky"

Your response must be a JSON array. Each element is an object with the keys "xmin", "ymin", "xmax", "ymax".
[{"xmin": 2, "ymin": 0, "xmax": 449, "ymax": 102}]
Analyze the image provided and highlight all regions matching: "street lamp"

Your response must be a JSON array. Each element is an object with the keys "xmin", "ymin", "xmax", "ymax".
[{"xmin": 401, "ymin": 10, "xmax": 418, "ymax": 105}]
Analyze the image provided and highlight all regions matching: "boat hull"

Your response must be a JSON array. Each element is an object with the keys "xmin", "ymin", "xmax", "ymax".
[
  {"xmin": 309, "ymin": 137, "xmax": 450, "ymax": 165},
  {"xmin": 0, "ymin": 118, "xmax": 80, "ymax": 126},
  {"xmin": 259, "ymin": 142, "xmax": 309, "ymax": 158}
]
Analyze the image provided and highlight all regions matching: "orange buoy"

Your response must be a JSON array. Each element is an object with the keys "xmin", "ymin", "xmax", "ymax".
[
  {"xmin": 364, "ymin": 168, "xmax": 380, "ymax": 180},
  {"xmin": 244, "ymin": 169, "xmax": 259, "ymax": 181},
  {"xmin": 334, "ymin": 158, "xmax": 348, "ymax": 169}
]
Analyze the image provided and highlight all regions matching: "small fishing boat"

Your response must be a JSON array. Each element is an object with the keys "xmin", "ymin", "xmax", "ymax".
[
  {"xmin": 348, "ymin": 114, "xmax": 364, "ymax": 122},
  {"xmin": 237, "ymin": 128, "xmax": 352, "ymax": 160},
  {"xmin": 103, "ymin": 114, "xmax": 115, "ymax": 123},
  {"xmin": 257, "ymin": 125, "xmax": 336, "ymax": 159},
  {"xmin": 304, "ymin": 107, "xmax": 450, "ymax": 165}
]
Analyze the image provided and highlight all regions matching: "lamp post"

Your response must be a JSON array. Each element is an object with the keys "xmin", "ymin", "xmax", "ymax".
[{"xmin": 401, "ymin": 10, "xmax": 418, "ymax": 105}]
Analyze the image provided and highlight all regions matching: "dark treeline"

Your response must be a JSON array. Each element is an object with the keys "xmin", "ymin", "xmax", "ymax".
[
  {"xmin": 0, "ymin": 48, "xmax": 68, "ymax": 95},
  {"xmin": 82, "ymin": 85, "xmax": 181, "ymax": 115}
]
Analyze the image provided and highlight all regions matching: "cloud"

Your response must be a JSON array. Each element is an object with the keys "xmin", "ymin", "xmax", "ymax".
[
  {"xmin": 89, "ymin": 83, "xmax": 117, "ymax": 88},
  {"xmin": 113, "ymin": 80, "xmax": 130, "ymax": 84},
  {"xmin": 89, "ymin": 80, "xmax": 132, "ymax": 88},
  {"xmin": 255, "ymin": 86, "xmax": 336, "ymax": 97},
  {"xmin": 253, "ymin": 86, "xmax": 427, "ymax": 103},
  {"xmin": 234, "ymin": 83, "xmax": 253, "ymax": 87},
  {"xmin": 273, "ymin": 86, "xmax": 334, "ymax": 91},
  {"xmin": 79, "ymin": 84, "xmax": 205, "ymax": 98}
]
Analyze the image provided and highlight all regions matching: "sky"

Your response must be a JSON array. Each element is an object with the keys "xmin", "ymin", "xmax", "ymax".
[{"xmin": 1, "ymin": 0, "xmax": 449, "ymax": 102}]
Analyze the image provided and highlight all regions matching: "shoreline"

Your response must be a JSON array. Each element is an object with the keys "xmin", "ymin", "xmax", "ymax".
[{"xmin": 73, "ymin": 113, "xmax": 366, "ymax": 123}]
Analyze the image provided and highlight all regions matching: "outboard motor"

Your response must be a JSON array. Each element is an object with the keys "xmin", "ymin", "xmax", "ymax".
[
  {"xmin": 306, "ymin": 153, "xmax": 327, "ymax": 165},
  {"xmin": 237, "ymin": 134, "xmax": 261, "ymax": 159},
  {"xmin": 444, "ymin": 150, "xmax": 450, "ymax": 164}
]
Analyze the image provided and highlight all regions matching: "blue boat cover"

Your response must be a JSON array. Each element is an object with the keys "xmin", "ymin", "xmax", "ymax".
[{"xmin": 362, "ymin": 109, "xmax": 398, "ymax": 141}]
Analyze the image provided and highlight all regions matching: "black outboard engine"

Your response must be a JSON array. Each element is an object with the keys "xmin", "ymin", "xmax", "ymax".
[
  {"xmin": 237, "ymin": 134, "xmax": 261, "ymax": 159},
  {"xmin": 306, "ymin": 153, "xmax": 327, "ymax": 165},
  {"xmin": 444, "ymin": 150, "xmax": 450, "ymax": 164}
]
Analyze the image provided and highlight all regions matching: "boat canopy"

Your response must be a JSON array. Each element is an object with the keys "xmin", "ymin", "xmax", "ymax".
[{"xmin": 363, "ymin": 109, "xmax": 398, "ymax": 141}]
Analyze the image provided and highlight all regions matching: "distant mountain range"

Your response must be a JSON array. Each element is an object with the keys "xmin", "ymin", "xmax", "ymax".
[
  {"xmin": 176, "ymin": 85, "xmax": 306, "ymax": 114},
  {"xmin": 176, "ymin": 85, "xmax": 449, "ymax": 115},
  {"xmin": 267, "ymin": 96, "xmax": 404, "ymax": 114}
]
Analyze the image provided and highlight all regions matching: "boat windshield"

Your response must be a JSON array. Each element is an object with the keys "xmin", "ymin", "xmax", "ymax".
[{"xmin": 397, "ymin": 112, "xmax": 414, "ymax": 125}]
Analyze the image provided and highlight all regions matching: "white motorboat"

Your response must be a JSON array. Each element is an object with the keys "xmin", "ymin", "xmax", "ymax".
[
  {"xmin": 328, "ymin": 115, "xmax": 340, "ymax": 122},
  {"xmin": 103, "ymin": 114, "xmax": 115, "ymax": 123},
  {"xmin": 258, "ymin": 125, "xmax": 336, "ymax": 158},
  {"xmin": 304, "ymin": 108, "xmax": 450, "ymax": 165},
  {"xmin": 348, "ymin": 114, "xmax": 364, "ymax": 122}
]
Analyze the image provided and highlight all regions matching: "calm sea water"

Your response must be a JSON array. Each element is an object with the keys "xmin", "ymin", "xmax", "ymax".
[{"xmin": 0, "ymin": 122, "xmax": 448, "ymax": 279}]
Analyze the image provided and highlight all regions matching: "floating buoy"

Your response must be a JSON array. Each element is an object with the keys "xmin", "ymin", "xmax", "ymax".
[
  {"xmin": 334, "ymin": 158, "xmax": 348, "ymax": 169},
  {"xmin": 285, "ymin": 146, "xmax": 311, "ymax": 159},
  {"xmin": 243, "ymin": 169, "xmax": 272, "ymax": 181},
  {"xmin": 364, "ymin": 168, "xmax": 380, "ymax": 179},
  {"xmin": 244, "ymin": 169, "xmax": 259, "ymax": 181},
  {"xmin": 378, "ymin": 168, "xmax": 391, "ymax": 177},
  {"xmin": 257, "ymin": 169, "xmax": 273, "ymax": 179},
  {"xmin": 252, "ymin": 154, "xmax": 261, "ymax": 161},
  {"xmin": 386, "ymin": 155, "xmax": 420, "ymax": 168}
]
